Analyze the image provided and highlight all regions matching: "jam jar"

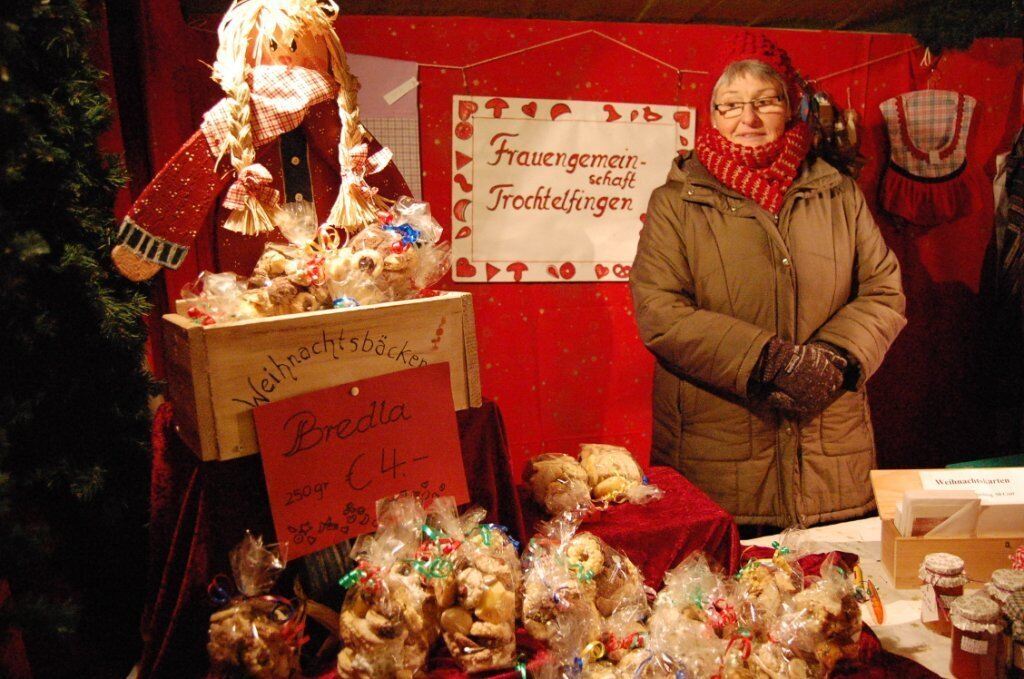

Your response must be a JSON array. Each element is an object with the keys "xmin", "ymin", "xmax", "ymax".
[
  {"xmin": 1005, "ymin": 590, "xmax": 1024, "ymax": 679},
  {"xmin": 950, "ymin": 595, "xmax": 1006, "ymax": 679},
  {"xmin": 919, "ymin": 552, "xmax": 967, "ymax": 637},
  {"xmin": 988, "ymin": 569, "xmax": 1024, "ymax": 609}
]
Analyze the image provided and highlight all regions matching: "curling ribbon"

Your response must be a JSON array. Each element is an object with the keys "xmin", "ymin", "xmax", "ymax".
[
  {"xmin": 405, "ymin": 556, "xmax": 454, "ymax": 580},
  {"xmin": 570, "ymin": 562, "xmax": 595, "ymax": 583},
  {"xmin": 582, "ymin": 641, "xmax": 605, "ymax": 663},
  {"xmin": 1011, "ymin": 545, "xmax": 1024, "ymax": 570},
  {"xmin": 384, "ymin": 223, "xmax": 421, "ymax": 245},
  {"xmin": 337, "ymin": 568, "xmax": 366, "ymax": 589},
  {"xmin": 473, "ymin": 524, "xmax": 493, "ymax": 546},
  {"xmin": 605, "ymin": 632, "xmax": 645, "ymax": 653},
  {"xmin": 316, "ymin": 224, "xmax": 343, "ymax": 251},
  {"xmin": 207, "ymin": 573, "xmax": 234, "ymax": 606},
  {"xmin": 725, "ymin": 633, "xmax": 753, "ymax": 660},
  {"xmin": 735, "ymin": 559, "xmax": 758, "ymax": 580}
]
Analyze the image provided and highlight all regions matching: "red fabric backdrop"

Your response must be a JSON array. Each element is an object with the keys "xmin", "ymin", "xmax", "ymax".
[{"xmin": 112, "ymin": 1, "xmax": 1024, "ymax": 477}]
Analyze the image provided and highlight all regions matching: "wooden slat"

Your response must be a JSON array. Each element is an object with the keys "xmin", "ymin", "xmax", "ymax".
[
  {"xmin": 162, "ymin": 314, "xmax": 218, "ymax": 460},
  {"xmin": 460, "ymin": 291, "xmax": 483, "ymax": 408},
  {"xmin": 869, "ymin": 468, "xmax": 923, "ymax": 521}
]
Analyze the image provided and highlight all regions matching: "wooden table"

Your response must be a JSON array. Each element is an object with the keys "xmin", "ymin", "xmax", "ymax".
[{"xmin": 745, "ymin": 517, "xmax": 955, "ymax": 678}]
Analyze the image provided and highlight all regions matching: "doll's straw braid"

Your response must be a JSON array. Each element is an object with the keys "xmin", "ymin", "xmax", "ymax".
[
  {"xmin": 214, "ymin": 2, "xmax": 279, "ymax": 235},
  {"xmin": 325, "ymin": 41, "xmax": 390, "ymax": 234}
]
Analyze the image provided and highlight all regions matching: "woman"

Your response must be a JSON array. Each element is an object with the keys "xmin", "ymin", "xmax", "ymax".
[{"xmin": 629, "ymin": 34, "xmax": 906, "ymax": 528}]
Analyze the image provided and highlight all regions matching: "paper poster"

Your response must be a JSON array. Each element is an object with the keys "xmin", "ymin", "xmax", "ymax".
[
  {"xmin": 350, "ymin": 53, "xmax": 422, "ymax": 198},
  {"xmin": 253, "ymin": 364, "xmax": 468, "ymax": 561},
  {"xmin": 919, "ymin": 468, "xmax": 1024, "ymax": 505},
  {"xmin": 450, "ymin": 96, "xmax": 696, "ymax": 282}
]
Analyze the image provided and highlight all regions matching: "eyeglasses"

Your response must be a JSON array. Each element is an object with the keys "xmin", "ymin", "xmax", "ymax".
[{"xmin": 713, "ymin": 95, "xmax": 786, "ymax": 119}]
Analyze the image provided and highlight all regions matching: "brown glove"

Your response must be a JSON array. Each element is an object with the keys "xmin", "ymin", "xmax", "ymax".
[{"xmin": 753, "ymin": 338, "xmax": 847, "ymax": 416}]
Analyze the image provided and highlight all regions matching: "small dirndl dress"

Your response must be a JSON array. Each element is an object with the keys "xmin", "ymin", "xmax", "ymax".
[{"xmin": 879, "ymin": 90, "xmax": 980, "ymax": 227}]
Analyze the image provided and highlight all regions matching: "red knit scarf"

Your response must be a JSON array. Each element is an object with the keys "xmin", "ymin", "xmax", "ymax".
[{"xmin": 695, "ymin": 121, "xmax": 812, "ymax": 214}]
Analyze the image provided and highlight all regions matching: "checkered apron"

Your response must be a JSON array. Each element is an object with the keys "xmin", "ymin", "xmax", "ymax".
[
  {"xmin": 879, "ymin": 90, "xmax": 977, "ymax": 227},
  {"xmin": 882, "ymin": 90, "xmax": 974, "ymax": 178}
]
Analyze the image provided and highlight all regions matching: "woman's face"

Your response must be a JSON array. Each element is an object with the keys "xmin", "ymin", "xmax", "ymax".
[{"xmin": 712, "ymin": 72, "xmax": 788, "ymax": 147}]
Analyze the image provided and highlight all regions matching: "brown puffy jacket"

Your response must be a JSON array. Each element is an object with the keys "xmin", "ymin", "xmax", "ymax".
[{"xmin": 630, "ymin": 153, "xmax": 906, "ymax": 527}]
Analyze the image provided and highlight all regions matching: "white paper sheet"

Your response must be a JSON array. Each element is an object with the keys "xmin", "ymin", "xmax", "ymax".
[{"xmin": 450, "ymin": 95, "xmax": 696, "ymax": 283}]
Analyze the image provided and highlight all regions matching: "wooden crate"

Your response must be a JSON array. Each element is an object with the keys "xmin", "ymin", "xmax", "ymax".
[
  {"xmin": 163, "ymin": 291, "xmax": 481, "ymax": 461},
  {"xmin": 870, "ymin": 469, "xmax": 1024, "ymax": 589}
]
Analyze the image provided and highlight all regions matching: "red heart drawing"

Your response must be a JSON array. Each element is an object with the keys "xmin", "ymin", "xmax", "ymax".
[
  {"xmin": 546, "ymin": 265, "xmax": 560, "ymax": 279},
  {"xmin": 595, "ymin": 264, "xmax": 610, "ymax": 279},
  {"xmin": 455, "ymin": 122, "xmax": 473, "ymax": 140},
  {"xmin": 454, "ymin": 226, "xmax": 472, "ymax": 239},
  {"xmin": 453, "ymin": 173, "xmax": 472, "ymax": 192},
  {"xmin": 485, "ymin": 98, "xmax": 509, "ymax": 118},
  {"xmin": 642, "ymin": 106, "xmax": 662, "ymax": 122},
  {"xmin": 679, "ymin": 135, "xmax": 690, "ymax": 148},
  {"xmin": 458, "ymin": 100, "xmax": 479, "ymax": 121},
  {"xmin": 455, "ymin": 257, "xmax": 477, "ymax": 278},
  {"xmin": 452, "ymin": 199, "xmax": 471, "ymax": 222},
  {"xmin": 603, "ymin": 104, "xmax": 621, "ymax": 122},
  {"xmin": 559, "ymin": 262, "xmax": 576, "ymax": 280},
  {"xmin": 486, "ymin": 263, "xmax": 500, "ymax": 281},
  {"xmin": 612, "ymin": 264, "xmax": 631, "ymax": 279},
  {"xmin": 455, "ymin": 151, "xmax": 473, "ymax": 170},
  {"xmin": 521, "ymin": 102, "xmax": 538, "ymax": 117},
  {"xmin": 506, "ymin": 262, "xmax": 528, "ymax": 282},
  {"xmin": 550, "ymin": 103, "xmax": 572, "ymax": 120},
  {"xmin": 673, "ymin": 110, "xmax": 691, "ymax": 128},
  {"xmin": 629, "ymin": 110, "xmax": 639, "ymax": 122},
  {"xmin": 639, "ymin": 213, "xmax": 647, "ymax": 224}
]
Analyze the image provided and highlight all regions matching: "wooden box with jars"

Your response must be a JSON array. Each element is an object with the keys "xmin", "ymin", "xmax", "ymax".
[{"xmin": 870, "ymin": 469, "xmax": 1024, "ymax": 589}]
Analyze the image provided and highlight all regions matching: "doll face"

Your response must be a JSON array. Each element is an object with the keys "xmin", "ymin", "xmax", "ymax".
[{"xmin": 255, "ymin": 26, "xmax": 330, "ymax": 72}]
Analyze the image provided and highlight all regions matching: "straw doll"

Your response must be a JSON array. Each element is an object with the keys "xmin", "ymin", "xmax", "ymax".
[{"xmin": 112, "ymin": 0, "xmax": 407, "ymax": 280}]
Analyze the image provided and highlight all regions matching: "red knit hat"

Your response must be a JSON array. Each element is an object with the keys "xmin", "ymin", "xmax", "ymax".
[{"xmin": 712, "ymin": 32, "xmax": 804, "ymax": 112}]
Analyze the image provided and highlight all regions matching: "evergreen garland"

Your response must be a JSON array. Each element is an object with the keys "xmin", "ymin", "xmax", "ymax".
[
  {"xmin": 911, "ymin": 0, "xmax": 1023, "ymax": 54},
  {"xmin": 0, "ymin": 0, "xmax": 153, "ymax": 676}
]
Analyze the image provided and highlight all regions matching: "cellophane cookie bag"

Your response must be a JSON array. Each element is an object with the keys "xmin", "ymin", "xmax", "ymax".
[
  {"xmin": 426, "ymin": 497, "xmax": 522, "ymax": 673},
  {"xmin": 207, "ymin": 532, "xmax": 307, "ymax": 679},
  {"xmin": 336, "ymin": 494, "xmax": 439, "ymax": 679}
]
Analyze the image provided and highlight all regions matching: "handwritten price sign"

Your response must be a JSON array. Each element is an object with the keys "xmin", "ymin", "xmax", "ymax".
[{"xmin": 253, "ymin": 363, "xmax": 469, "ymax": 561}]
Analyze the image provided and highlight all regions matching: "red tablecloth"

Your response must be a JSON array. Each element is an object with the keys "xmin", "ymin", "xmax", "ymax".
[
  {"xmin": 519, "ymin": 466, "xmax": 743, "ymax": 585},
  {"xmin": 577, "ymin": 466, "xmax": 742, "ymax": 585}
]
